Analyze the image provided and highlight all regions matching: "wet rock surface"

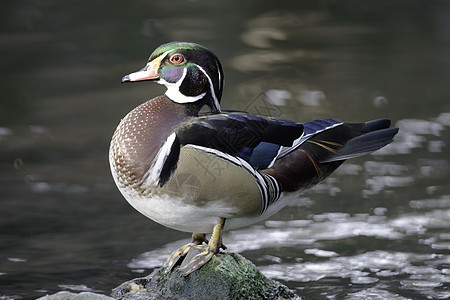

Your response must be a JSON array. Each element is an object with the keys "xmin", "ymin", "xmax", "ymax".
[
  {"xmin": 39, "ymin": 252, "xmax": 300, "ymax": 300},
  {"xmin": 112, "ymin": 252, "xmax": 300, "ymax": 300}
]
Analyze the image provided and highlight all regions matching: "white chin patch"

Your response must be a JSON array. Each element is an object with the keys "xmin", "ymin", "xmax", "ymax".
[
  {"xmin": 165, "ymin": 87, "xmax": 206, "ymax": 104},
  {"xmin": 159, "ymin": 68, "xmax": 206, "ymax": 104}
]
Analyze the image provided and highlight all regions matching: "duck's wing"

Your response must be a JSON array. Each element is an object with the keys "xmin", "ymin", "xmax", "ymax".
[{"xmin": 176, "ymin": 112, "xmax": 304, "ymax": 168}]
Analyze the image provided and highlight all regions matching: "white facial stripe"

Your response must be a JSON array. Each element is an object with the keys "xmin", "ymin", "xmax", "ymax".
[
  {"xmin": 216, "ymin": 60, "xmax": 222, "ymax": 91},
  {"xmin": 157, "ymin": 49, "xmax": 173, "ymax": 62},
  {"xmin": 196, "ymin": 64, "xmax": 221, "ymax": 112},
  {"xmin": 161, "ymin": 68, "xmax": 207, "ymax": 103}
]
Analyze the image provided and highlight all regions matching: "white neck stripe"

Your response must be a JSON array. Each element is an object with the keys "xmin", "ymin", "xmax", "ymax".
[
  {"xmin": 196, "ymin": 65, "xmax": 221, "ymax": 112},
  {"xmin": 216, "ymin": 60, "xmax": 222, "ymax": 91}
]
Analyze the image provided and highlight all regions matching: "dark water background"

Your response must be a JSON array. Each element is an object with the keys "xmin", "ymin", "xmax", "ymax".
[{"xmin": 1, "ymin": 1, "xmax": 449, "ymax": 299}]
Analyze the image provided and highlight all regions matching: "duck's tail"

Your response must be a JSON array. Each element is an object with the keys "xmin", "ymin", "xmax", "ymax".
[{"xmin": 263, "ymin": 119, "xmax": 399, "ymax": 192}]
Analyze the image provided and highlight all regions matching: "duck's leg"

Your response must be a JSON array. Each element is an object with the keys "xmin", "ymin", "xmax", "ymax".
[
  {"xmin": 163, "ymin": 232, "xmax": 208, "ymax": 272},
  {"xmin": 177, "ymin": 218, "xmax": 227, "ymax": 276}
]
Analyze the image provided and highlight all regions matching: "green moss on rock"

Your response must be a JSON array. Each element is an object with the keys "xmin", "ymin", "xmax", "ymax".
[{"xmin": 112, "ymin": 252, "xmax": 300, "ymax": 300}]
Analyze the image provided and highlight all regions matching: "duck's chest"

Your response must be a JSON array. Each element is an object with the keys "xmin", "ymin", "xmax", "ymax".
[{"xmin": 109, "ymin": 96, "xmax": 188, "ymax": 191}]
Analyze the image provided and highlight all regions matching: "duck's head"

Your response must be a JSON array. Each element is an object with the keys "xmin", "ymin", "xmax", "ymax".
[{"xmin": 122, "ymin": 42, "xmax": 223, "ymax": 113}]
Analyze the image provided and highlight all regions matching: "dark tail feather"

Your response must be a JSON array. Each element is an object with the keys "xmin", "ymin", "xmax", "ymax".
[
  {"xmin": 361, "ymin": 118, "xmax": 392, "ymax": 133},
  {"xmin": 321, "ymin": 127, "xmax": 398, "ymax": 163},
  {"xmin": 263, "ymin": 119, "xmax": 398, "ymax": 192}
]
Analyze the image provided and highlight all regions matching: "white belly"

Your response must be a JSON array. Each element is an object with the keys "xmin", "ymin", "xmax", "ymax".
[{"xmin": 110, "ymin": 145, "xmax": 288, "ymax": 233}]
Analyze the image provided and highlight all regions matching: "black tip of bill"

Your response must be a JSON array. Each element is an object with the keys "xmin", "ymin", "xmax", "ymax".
[{"xmin": 121, "ymin": 75, "xmax": 131, "ymax": 84}]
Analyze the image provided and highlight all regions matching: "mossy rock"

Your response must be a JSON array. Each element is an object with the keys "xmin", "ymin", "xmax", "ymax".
[{"xmin": 112, "ymin": 252, "xmax": 300, "ymax": 300}]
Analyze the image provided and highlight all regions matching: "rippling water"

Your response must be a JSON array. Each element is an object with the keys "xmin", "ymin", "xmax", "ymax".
[{"xmin": 1, "ymin": 1, "xmax": 450, "ymax": 299}]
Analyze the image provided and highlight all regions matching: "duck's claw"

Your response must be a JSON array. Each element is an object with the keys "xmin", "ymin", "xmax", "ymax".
[
  {"xmin": 163, "ymin": 243, "xmax": 194, "ymax": 272},
  {"xmin": 163, "ymin": 233, "xmax": 207, "ymax": 273},
  {"xmin": 163, "ymin": 218, "xmax": 227, "ymax": 276},
  {"xmin": 177, "ymin": 247, "xmax": 216, "ymax": 276}
]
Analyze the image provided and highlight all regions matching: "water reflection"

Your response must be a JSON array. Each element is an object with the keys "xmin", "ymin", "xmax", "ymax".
[
  {"xmin": 129, "ymin": 205, "xmax": 450, "ymax": 262},
  {"xmin": 381, "ymin": 115, "xmax": 450, "ymax": 156},
  {"xmin": 130, "ymin": 205, "xmax": 450, "ymax": 298},
  {"xmin": 2, "ymin": 1, "xmax": 450, "ymax": 299},
  {"xmin": 346, "ymin": 288, "xmax": 410, "ymax": 300}
]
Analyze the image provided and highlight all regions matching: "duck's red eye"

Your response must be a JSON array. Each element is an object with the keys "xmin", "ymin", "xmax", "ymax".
[{"xmin": 169, "ymin": 53, "xmax": 184, "ymax": 65}]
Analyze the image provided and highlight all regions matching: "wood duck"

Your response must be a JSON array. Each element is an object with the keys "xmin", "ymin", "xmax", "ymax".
[{"xmin": 109, "ymin": 42, "xmax": 398, "ymax": 275}]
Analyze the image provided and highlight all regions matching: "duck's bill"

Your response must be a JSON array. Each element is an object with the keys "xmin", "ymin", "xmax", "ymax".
[{"xmin": 121, "ymin": 56, "xmax": 162, "ymax": 83}]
